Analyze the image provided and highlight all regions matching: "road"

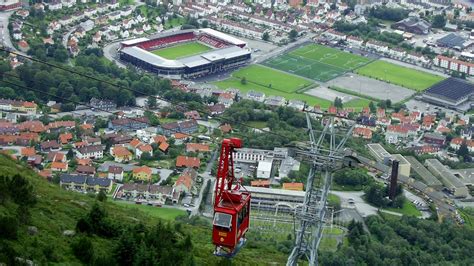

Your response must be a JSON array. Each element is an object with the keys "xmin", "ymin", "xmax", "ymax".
[
  {"xmin": 62, "ymin": 26, "xmax": 77, "ymax": 49},
  {"xmin": 0, "ymin": 11, "xmax": 20, "ymax": 53},
  {"xmin": 189, "ymin": 150, "xmax": 218, "ymax": 216}
]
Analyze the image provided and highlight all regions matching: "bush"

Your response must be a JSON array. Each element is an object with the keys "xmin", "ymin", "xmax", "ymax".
[
  {"xmin": 0, "ymin": 214, "xmax": 19, "ymax": 239},
  {"xmin": 70, "ymin": 236, "xmax": 94, "ymax": 264}
]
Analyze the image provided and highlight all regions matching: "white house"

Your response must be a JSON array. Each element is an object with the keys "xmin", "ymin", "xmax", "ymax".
[
  {"xmin": 257, "ymin": 161, "xmax": 272, "ymax": 179},
  {"xmin": 76, "ymin": 145, "xmax": 104, "ymax": 160}
]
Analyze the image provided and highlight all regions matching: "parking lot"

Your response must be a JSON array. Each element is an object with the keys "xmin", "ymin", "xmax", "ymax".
[{"xmin": 326, "ymin": 73, "xmax": 416, "ymax": 103}]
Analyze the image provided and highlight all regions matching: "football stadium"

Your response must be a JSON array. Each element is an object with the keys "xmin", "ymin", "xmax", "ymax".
[{"xmin": 118, "ymin": 28, "xmax": 251, "ymax": 79}]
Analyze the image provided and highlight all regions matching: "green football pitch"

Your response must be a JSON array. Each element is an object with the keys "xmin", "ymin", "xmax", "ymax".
[
  {"xmin": 231, "ymin": 65, "xmax": 313, "ymax": 93},
  {"xmin": 151, "ymin": 42, "xmax": 212, "ymax": 59},
  {"xmin": 263, "ymin": 44, "xmax": 371, "ymax": 82},
  {"xmin": 355, "ymin": 61, "xmax": 445, "ymax": 91}
]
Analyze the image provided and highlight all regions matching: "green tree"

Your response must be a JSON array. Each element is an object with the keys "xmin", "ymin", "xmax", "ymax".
[
  {"xmin": 262, "ymin": 32, "xmax": 270, "ymax": 41},
  {"xmin": 289, "ymin": 29, "xmax": 298, "ymax": 41},
  {"xmin": 457, "ymin": 142, "xmax": 470, "ymax": 158},
  {"xmin": 201, "ymin": 20, "xmax": 208, "ymax": 28},
  {"xmin": 432, "ymin": 15, "xmax": 446, "ymax": 28},
  {"xmin": 148, "ymin": 96, "xmax": 157, "ymax": 109},
  {"xmin": 241, "ymin": 77, "xmax": 247, "ymax": 85},
  {"xmin": 369, "ymin": 101, "xmax": 376, "ymax": 113},
  {"xmin": 97, "ymin": 190, "xmax": 107, "ymax": 202},
  {"xmin": 334, "ymin": 97, "xmax": 343, "ymax": 109}
]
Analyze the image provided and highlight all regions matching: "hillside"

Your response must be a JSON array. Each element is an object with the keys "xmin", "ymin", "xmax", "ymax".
[{"xmin": 0, "ymin": 155, "xmax": 288, "ymax": 265}]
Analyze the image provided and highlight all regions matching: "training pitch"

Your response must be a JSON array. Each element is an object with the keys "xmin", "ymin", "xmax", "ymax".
[
  {"xmin": 355, "ymin": 61, "xmax": 445, "ymax": 92},
  {"xmin": 263, "ymin": 44, "xmax": 372, "ymax": 82},
  {"xmin": 231, "ymin": 65, "xmax": 313, "ymax": 93},
  {"xmin": 151, "ymin": 42, "xmax": 212, "ymax": 59}
]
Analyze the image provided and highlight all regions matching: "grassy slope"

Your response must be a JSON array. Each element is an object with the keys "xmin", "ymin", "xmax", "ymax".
[
  {"xmin": 0, "ymin": 156, "xmax": 288, "ymax": 265},
  {"xmin": 355, "ymin": 61, "xmax": 445, "ymax": 91},
  {"xmin": 152, "ymin": 42, "xmax": 212, "ymax": 59},
  {"xmin": 232, "ymin": 65, "xmax": 313, "ymax": 93},
  {"xmin": 385, "ymin": 200, "xmax": 422, "ymax": 217}
]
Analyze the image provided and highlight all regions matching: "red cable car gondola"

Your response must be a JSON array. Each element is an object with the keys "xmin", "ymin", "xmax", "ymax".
[{"xmin": 212, "ymin": 138, "xmax": 251, "ymax": 258}]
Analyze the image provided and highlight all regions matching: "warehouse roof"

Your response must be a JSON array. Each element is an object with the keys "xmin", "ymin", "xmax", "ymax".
[
  {"xmin": 436, "ymin": 33, "xmax": 466, "ymax": 48},
  {"xmin": 425, "ymin": 78, "xmax": 474, "ymax": 102},
  {"xmin": 405, "ymin": 156, "xmax": 443, "ymax": 187}
]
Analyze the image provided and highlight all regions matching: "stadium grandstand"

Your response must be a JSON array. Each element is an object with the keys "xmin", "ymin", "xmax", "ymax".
[
  {"xmin": 118, "ymin": 28, "xmax": 251, "ymax": 79},
  {"xmin": 422, "ymin": 77, "xmax": 474, "ymax": 112}
]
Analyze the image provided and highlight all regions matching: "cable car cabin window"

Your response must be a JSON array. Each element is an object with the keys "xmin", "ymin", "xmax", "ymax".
[
  {"xmin": 237, "ymin": 204, "xmax": 249, "ymax": 229},
  {"xmin": 214, "ymin": 212, "xmax": 232, "ymax": 231}
]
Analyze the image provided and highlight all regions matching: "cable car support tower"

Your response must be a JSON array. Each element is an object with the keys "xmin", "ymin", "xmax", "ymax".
[{"xmin": 287, "ymin": 114, "xmax": 354, "ymax": 266}]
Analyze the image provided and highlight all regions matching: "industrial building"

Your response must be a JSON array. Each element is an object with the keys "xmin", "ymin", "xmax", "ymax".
[
  {"xmin": 367, "ymin": 143, "xmax": 392, "ymax": 163},
  {"xmin": 256, "ymin": 161, "xmax": 272, "ymax": 179},
  {"xmin": 422, "ymin": 77, "xmax": 474, "ymax": 111},
  {"xmin": 392, "ymin": 17, "xmax": 431, "ymax": 35},
  {"xmin": 246, "ymin": 186, "xmax": 306, "ymax": 213},
  {"xmin": 405, "ymin": 156, "xmax": 443, "ymax": 189},
  {"xmin": 392, "ymin": 154, "xmax": 411, "ymax": 177},
  {"xmin": 425, "ymin": 159, "xmax": 469, "ymax": 197}
]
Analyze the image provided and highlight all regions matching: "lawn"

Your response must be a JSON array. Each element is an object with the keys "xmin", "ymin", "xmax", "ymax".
[
  {"xmin": 112, "ymin": 201, "xmax": 186, "ymax": 221},
  {"xmin": 263, "ymin": 44, "xmax": 371, "ymax": 82},
  {"xmin": 151, "ymin": 42, "xmax": 212, "ymax": 60},
  {"xmin": 246, "ymin": 121, "xmax": 268, "ymax": 129},
  {"xmin": 355, "ymin": 61, "xmax": 445, "ymax": 91},
  {"xmin": 213, "ymin": 77, "xmax": 331, "ymax": 107},
  {"xmin": 319, "ymin": 237, "xmax": 338, "ymax": 252},
  {"xmin": 164, "ymin": 17, "xmax": 186, "ymax": 29},
  {"xmin": 232, "ymin": 65, "xmax": 313, "ymax": 93},
  {"xmin": 385, "ymin": 200, "xmax": 422, "ymax": 217}
]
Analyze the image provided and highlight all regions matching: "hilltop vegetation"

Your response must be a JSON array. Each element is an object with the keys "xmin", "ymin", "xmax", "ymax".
[{"xmin": 0, "ymin": 155, "xmax": 288, "ymax": 265}]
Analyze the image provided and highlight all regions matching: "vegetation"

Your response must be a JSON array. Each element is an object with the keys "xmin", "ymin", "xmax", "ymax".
[
  {"xmin": 364, "ymin": 182, "xmax": 405, "ymax": 209},
  {"xmin": 333, "ymin": 168, "xmax": 372, "ymax": 191},
  {"xmin": 151, "ymin": 42, "xmax": 212, "ymax": 59},
  {"xmin": 369, "ymin": 6, "xmax": 409, "ymax": 21},
  {"xmin": 231, "ymin": 65, "xmax": 313, "ymax": 93},
  {"xmin": 0, "ymin": 155, "xmax": 288, "ymax": 264},
  {"xmin": 263, "ymin": 43, "xmax": 371, "ymax": 82},
  {"xmin": 320, "ymin": 216, "xmax": 474, "ymax": 264},
  {"xmin": 355, "ymin": 61, "xmax": 445, "ymax": 91}
]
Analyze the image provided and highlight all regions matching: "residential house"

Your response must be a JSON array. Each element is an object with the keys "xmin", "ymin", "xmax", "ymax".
[
  {"xmin": 174, "ymin": 168, "xmax": 197, "ymax": 194},
  {"xmin": 184, "ymin": 110, "xmax": 201, "ymax": 120},
  {"xmin": 41, "ymin": 140, "xmax": 61, "ymax": 152},
  {"xmin": 220, "ymin": 124, "xmax": 232, "ymax": 134},
  {"xmin": 76, "ymin": 165, "xmax": 96, "ymax": 175},
  {"xmin": 186, "ymin": 143, "xmax": 210, "ymax": 153},
  {"xmin": 288, "ymin": 99, "xmax": 305, "ymax": 111},
  {"xmin": 265, "ymin": 96, "xmax": 286, "ymax": 107},
  {"xmin": 20, "ymin": 147, "xmax": 36, "ymax": 157},
  {"xmin": 109, "ymin": 117, "xmax": 149, "ymax": 131},
  {"xmin": 176, "ymin": 156, "xmax": 200, "ymax": 168},
  {"xmin": 59, "ymin": 133, "xmax": 73, "ymax": 144},
  {"xmin": 76, "ymin": 145, "xmax": 104, "ymax": 159},
  {"xmin": 108, "ymin": 166, "xmax": 124, "ymax": 181},
  {"xmin": 85, "ymin": 177, "xmax": 113, "ymax": 193},
  {"xmin": 423, "ymin": 133, "xmax": 446, "ymax": 146},
  {"xmin": 111, "ymin": 146, "xmax": 133, "ymax": 163},
  {"xmin": 352, "ymin": 127, "xmax": 373, "ymax": 139},
  {"xmin": 51, "ymin": 161, "xmax": 68, "ymax": 172},
  {"xmin": 60, "ymin": 174, "xmax": 87, "ymax": 191},
  {"xmin": 136, "ymin": 144, "xmax": 153, "ymax": 159},
  {"xmin": 218, "ymin": 93, "xmax": 234, "ymax": 108},
  {"xmin": 386, "ymin": 125, "xmax": 409, "ymax": 144},
  {"xmin": 208, "ymin": 104, "xmax": 225, "ymax": 116},
  {"xmin": 132, "ymin": 166, "xmax": 152, "ymax": 181},
  {"xmin": 245, "ymin": 90, "xmax": 265, "ymax": 102},
  {"xmin": 160, "ymin": 120, "xmax": 198, "ymax": 136}
]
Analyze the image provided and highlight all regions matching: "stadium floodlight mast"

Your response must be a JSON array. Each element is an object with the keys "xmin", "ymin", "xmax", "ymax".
[{"xmin": 286, "ymin": 113, "xmax": 354, "ymax": 266}]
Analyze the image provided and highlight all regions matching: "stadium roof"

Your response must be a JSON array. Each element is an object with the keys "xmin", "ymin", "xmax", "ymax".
[
  {"xmin": 121, "ymin": 46, "xmax": 185, "ymax": 68},
  {"xmin": 425, "ymin": 77, "xmax": 474, "ymax": 102},
  {"xmin": 121, "ymin": 37, "xmax": 149, "ymax": 46},
  {"xmin": 199, "ymin": 28, "xmax": 247, "ymax": 46},
  {"xmin": 436, "ymin": 33, "xmax": 466, "ymax": 48}
]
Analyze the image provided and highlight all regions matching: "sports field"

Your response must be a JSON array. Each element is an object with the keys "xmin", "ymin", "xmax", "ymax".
[
  {"xmin": 355, "ymin": 61, "xmax": 445, "ymax": 91},
  {"xmin": 232, "ymin": 65, "xmax": 313, "ymax": 93},
  {"xmin": 263, "ymin": 44, "xmax": 371, "ymax": 82},
  {"xmin": 151, "ymin": 42, "xmax": 212, "ymax": 59}
]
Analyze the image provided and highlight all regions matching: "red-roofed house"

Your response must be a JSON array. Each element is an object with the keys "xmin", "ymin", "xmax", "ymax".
[
  {"xmin": 133, "ymin": 166, "xmax": 152, "ymax": 181},
  {"xmin": 153, "ymin": 135, "xmax": 167, "ymax": 144},
  {"xmin": 386, "ymin": 125, "xmax": 409, "ymax": 144},
  {"xmin": 20, "ymin": 147, "xmax": 36, "ymax": 157},
  {"xmin": 174, "ymin": 168, "xmax": 197, "ymax": 193},
  {"xmin": 282, "ymin": 182, "xmax": 304, "ymax": 191},
  {"xmin": 59, "ymin": 133, "xmax": 73, "ymax": 144},
  {"xmin": 352, "ymin": 127, "xmax": 373, "ymax": 140},
  {"xmin": 250, "ymin": 180, "xmax": 270, "ymax": 187},
  {"xmin": 111, "ymin": 146, "xmax": 133, "ymax": 163},
  {"xmin": 176, "ymin": 156, "xmax": 200, "ymax": 168},
  {"xmin": 376, "ymin": 108, "xmax": 385, "ymax": 118},
  {"xmin": 159, "ymin": 141, "xmax": 169, "ymax": 152},
  {"xmin": 51, "ymin": 161, "xmax": 68, "ymax": 172},
  {"xmin": 186, "ymin": 143, "xmax": 210, "ymax": 153},
  {"xmin": 328, "ymin": 106, "xmax": 337, "ymax": 114},
  {"xmin": 136, "ymin": 144, "xmax": 153, "ymax": 158}
]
